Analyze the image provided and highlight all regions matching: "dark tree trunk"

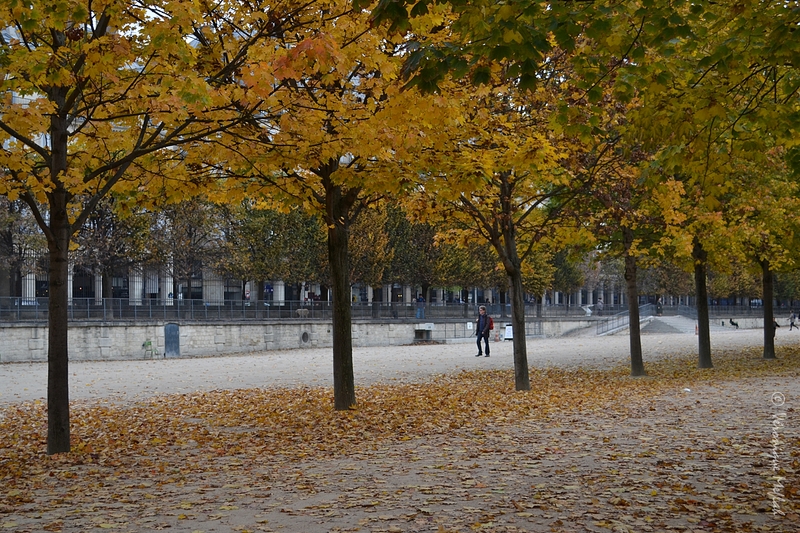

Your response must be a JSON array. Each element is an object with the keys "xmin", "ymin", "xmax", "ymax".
[
  {"xmin": 693, "ymin": 239, "xmax": 713, "ymax": 368},
  {"xmin": 499, "ymin": 221, "xmax": 530, "ymax": 389},
  {"xmin": 0, "ymin": 222, "xmax": 13, "ymax": 297},
  {"xmin": 498, "ymin": 290, "xmax": 508, "ymax": 319},
  {"xmin": 762, "ymin": 259, "xmax": 777, "ymax": 360},
  {"xmin": 102, "ymin": 267, "xmax": 113, "ymax": 299},
  {"xmin": 39, "ymin": 96, "xmax": 73, "ymax": 455},
  {"xmin": 371, "ymin": 285, "xmax": 381, "ymax": 318},
  {"xmin": 0, "ymin": 265, "xmax": 11, "ymax": 298},
  {"xmin": 47, "ymin": 200, "xmax": 71, "ymax": 454},
  {"xmin": 508, "ymin": 269, "xmax": 530, "ymax": 391},
  {"xmin": 325, "ymin": 179, "xmax": 356, "ymax": 410},
  {"xmin": 257, "ymin": 280, "xmax": 266, "ymax": 304},
  {"xmin": 623, "ymin": 232, "xmax": 645, "ymax": 376}
]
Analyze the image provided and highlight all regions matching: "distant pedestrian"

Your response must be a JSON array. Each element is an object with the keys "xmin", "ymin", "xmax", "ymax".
[
  {"xmin": 475, "ymin": 305, "xmax": 491, "ymax": 357},
  {"xmin": 790, "ymin": 311, "xmax": 796, "ymax": 331},
  {"xmin": 416, "ymin": 295, "xmax": 426, "ymax": 319},
  {"xmin": 773, "ymin": 319, "xmax": 781, "ymax": 339}
]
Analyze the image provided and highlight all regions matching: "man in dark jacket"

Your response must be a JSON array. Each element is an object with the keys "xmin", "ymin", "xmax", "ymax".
[{"xmin": 475, "ymin": 305, "xmax": 491, "ymax": 357}]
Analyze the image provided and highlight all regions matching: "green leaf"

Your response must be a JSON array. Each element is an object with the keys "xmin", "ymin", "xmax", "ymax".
[
  {"xmin": 409, "ymin": 1, "xmax": 429, "ymax": 18},
  {"xmin": 471, "ymin": 66, "xmax": 491, "ymax": 86}
]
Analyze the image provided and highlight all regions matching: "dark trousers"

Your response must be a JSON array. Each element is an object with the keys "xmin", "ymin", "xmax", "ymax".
[{"xmin": 477, "ymin": 333, "xmax": 490, "ymax": 355}]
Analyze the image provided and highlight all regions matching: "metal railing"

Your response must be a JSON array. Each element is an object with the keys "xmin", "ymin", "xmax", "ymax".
[
  {"xmin": 0, "ymin": 297, "xmax": 559, "ymax": 324},
  {"xmin": 677, "ymin": 304, "xmax": 698, "ymax": 320},
  {"xmin": 596, "ymin": 303, "xmax": 655, "ymax": 335}
]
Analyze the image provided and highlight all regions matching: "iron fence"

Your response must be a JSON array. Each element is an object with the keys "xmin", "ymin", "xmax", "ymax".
[{"xmin": 0, "ymin": 297, "xmax": 554, "ymax": 324}]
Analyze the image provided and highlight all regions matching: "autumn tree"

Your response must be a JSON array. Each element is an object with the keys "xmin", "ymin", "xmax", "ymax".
[
  {"xmin": 349, "ymin": 206, "xmax": 393, "ymax": 298},
  {"xmin": 724, "ymin": 153, "xmax": 800, "ymax": 359},
  {"xmin": 72, "ymin": 199, "xmax": 153, "ymax": 298},
  {"xmin": 0, "ymin": 199, "xmax": 46, "ymax": 298},
  {"xmin": 0, "ymin": 0, "xmax": 275, "ymax": 453},
  {"xmin": 384, "ymin": 206, "xmax": 437, "ymax": 300},
  {"xmin": 368, "ymin": 0, "xmax": 800, "ymax": 372},
  {"xmin": 221, "ymin": 0, "xmax": 436, "ymax": 409},
  {"xmin": 622, "ymin": 3, "xmax": 800, "ymax": 367},
  {"xmin": 637, "ymin": 261, "xmax": 694, "ymax": 303},
  {"xmin": 551, "ymin": 249, "xmax": 584, "ymax": 311},
  {"xmin": 776, "ymin": 270, "xmax": 800, "ymax": 308},
  {"xmin": 215, "ymin": 204, "xmax": 328, "ymax": 300},
  {"xmin": 407, "ymin": 60, "xmax": 594, "ymax": 391},
  {"xmin": 585, "ymin": 163, "xmax": 686, "ymax": 376},
  {"xmin": 146, "ymin": 199, "xmax": 232, "ymax": 301},
  {"xmin": 706, "ymin": 263, "xmax": 760, "ymax": 305}
]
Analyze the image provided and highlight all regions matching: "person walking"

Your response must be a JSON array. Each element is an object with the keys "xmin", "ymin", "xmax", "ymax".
[
  {"xmin": 475, "ymin": 305, "xmax": 491, "ymax": 357},
  {"xmin": 790, "ymin": 311, "xmax": 796, "ymax": 331}
]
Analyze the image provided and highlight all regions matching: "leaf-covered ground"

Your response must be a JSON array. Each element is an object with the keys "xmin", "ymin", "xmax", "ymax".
[{"xmin": 1, "ymin": 346, "xmax": 798, "ymax": 532}]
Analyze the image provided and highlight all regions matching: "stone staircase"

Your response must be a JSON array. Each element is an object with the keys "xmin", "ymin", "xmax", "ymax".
[{"xmin": 640, "ymin": 315, "xmax": 729, "ymax": 335}]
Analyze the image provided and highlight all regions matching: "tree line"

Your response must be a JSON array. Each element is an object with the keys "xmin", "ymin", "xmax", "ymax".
[
  {"xmin": 5, "ymin": 196, "xmax": 800, "ymax": 307},
  {"xmin": 2, "ymin": 0, "xmax": 799, "ymax": 452}
]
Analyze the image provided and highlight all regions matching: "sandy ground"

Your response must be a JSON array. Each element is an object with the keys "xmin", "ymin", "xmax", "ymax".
[
  {"xmin": 2, "ymin": 327, "xmax": 798, "ymax": 532},
  {"xmin": 1, "ymin": 327, "xmax": 793, "ymax": 405}
]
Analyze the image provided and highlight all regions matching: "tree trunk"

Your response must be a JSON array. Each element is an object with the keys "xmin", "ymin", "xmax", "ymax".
[
  {"xmin": 371, "ymin": 285, "xmax": 381, "ymax": 318},
  {"xmin": 499, "ymin": 289, "xmax": 506, "ymax": 304},
  {"xmin": 46, "ymin": 189, "xmax": 72, "ymax": 454},
  {"xmin": 762, "ymin": 259, "xmax": 776, "ymax": 360},
  {"xmin": 326, "ymin": 184, "xmax": 356, "ymax": 410},
  {"xmin": 0, "ymin": 264, "xmax": 11, "ymax": 298},
  {"xmin": 693, "ymin": 239, "xmax": 713, "ymax": 368},
  {"xmin": 257, "ymin": 280, "xmax": 266, "ymax": 305},
  {"xmin": 0, "ymin": 223, "xmax": 12, "ymax": 298},
  {"xmin": 38, "ymin": 94, "xmax": 73, "ymax": 455},
  {"xmin": 102, "ymin": 267, "xmax": 113, "ymax": 299},
  {"xmin": 623, "ymin": 235, "xmax": 645, "ymax": 376},
  {"xmin": 508, "ymin": 269, "xmax": 531, "ymax": 391}
]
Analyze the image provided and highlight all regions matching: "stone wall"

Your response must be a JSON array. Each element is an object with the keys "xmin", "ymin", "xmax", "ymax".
[{"xmin": 0, "ymin": 319, "xmax": 593, "ymax": 363}]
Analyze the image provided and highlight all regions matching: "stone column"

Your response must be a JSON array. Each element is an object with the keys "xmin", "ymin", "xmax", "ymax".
[
  {"xmin": 22, "ymin": 272, "xmax": 36, "ymax": 305},
  {"xmin": 129, "ymin": 266, "xmax": 143, "ymax": 305},
  {"xmin": 273, "ymin": 280, "xmax": 285, "ymax": 304},
  {"xmin": 67, "ymin": 262, "xmax": 73, "ymax": 305},
  {"xmin": 202, "ymin": 268, "xmax": 225, "ymax": 305},
  {"xmin": 162, "ymin": 265, "xmax": 174, "ymax": 306},
  {"xmin": 94, "ymin": 273, "xmax": 103, "ymax": 305},
  {"xmin": 484, "ymin": 288, "xmax": 494, "ymax": 304}
]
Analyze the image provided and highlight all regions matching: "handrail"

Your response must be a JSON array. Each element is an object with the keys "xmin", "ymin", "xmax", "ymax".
[{"xmin": 596, "ymin": 303, "xmax": 656, "ymax": 335}]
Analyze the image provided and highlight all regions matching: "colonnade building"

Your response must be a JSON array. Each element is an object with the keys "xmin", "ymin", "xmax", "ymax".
[{"xmin": 1, "ymin": 260, "xmax": 670, "ymax": 315}]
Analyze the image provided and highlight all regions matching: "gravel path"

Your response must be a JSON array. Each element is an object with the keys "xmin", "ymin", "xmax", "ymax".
[{"xmin": 1, "ymin": 327, "xmax": 793, "ymax": 405}]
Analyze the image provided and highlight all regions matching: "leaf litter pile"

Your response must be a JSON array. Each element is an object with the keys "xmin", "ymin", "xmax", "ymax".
[{"xmin": 1, "ymin": 347, "xmax": 798, "ymax": 533}]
